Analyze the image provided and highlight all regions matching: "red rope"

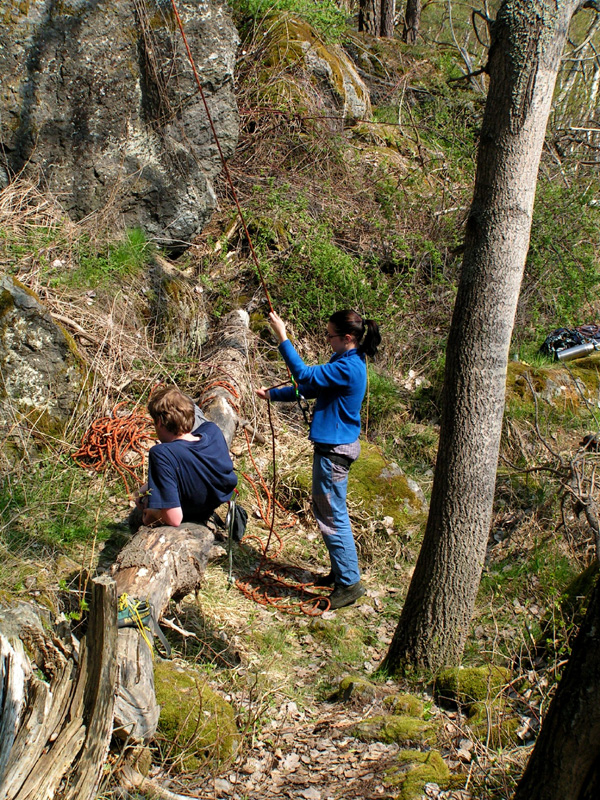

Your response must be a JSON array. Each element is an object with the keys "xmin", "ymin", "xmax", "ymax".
[
  {"xmin": 170, "ymin": 0, "xmax": 273, "ymax": 314},
  {"xmin": 72, "ymin": 403, "xmax": 154, "ymax": 498},
  {"xmin": 169, "ymin": 5, "xmax": 330, "ymax": 614}
]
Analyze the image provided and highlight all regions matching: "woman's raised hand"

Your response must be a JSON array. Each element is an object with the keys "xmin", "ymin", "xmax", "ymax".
[{"xmin": 268, "ymin": 311, "xmax": 288, "ymax": 343}]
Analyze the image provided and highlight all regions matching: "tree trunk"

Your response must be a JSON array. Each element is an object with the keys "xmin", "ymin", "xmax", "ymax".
[
  {"xmin": 381, "ymin": 0, "xmax": 586, "ymax": 674},
  {"xmin": 380, "ymin": 0, "xmax": 396, "ymax": 38},
  {"xmin": 514, "ymin": 577, "xmax": 600, "ymax": 800},
  {"xmin": 359, "ymin": 0, "xmax": 379, "ymax": 36},
  {"xmin": 111, "ymin": 522, "xmax": 218, "ymax": 741},
  {"xmin": 403, "ymin": 0, "xmax": 421, "ymax": 43},
  {"xmin": 359, "ymin": 0, "xmax": 395, "ymax": 37}
]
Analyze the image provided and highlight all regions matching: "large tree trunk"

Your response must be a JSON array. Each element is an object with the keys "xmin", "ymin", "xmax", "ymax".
[
  {"xmin": 380, "ymin": 0, "xmax": 396, "ymax": 38},
  {"xmin": 359, "ymin": 0, "xmax": 395, "ymax": 37},
  {"xmin": 359, "ymin": 0, "xmax": 379, "ymax": 35},
  {"xmin": 381, "ymin": 0, "xmax": 586, "ymax": 674},
  {"xmin": 403, "ymin": 0, "xmax": 420, "ymax": 43},
  {"xmin": 514, "ymin": 576, "xmax": 600, "ymax": 800}
]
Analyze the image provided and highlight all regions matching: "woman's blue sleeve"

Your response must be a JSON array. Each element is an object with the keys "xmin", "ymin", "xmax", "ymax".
[{"xmin": 278, "ymin": 339, "xmax": 351, "ymax": 389}]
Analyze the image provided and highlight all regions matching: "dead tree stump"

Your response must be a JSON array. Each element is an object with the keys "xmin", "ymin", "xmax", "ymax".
[{"xmin": 0, "ymin": 576, "xmax": 117, "ymax": 800}]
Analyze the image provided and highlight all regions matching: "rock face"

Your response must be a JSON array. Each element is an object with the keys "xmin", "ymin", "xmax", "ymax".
[
  {"xmin": 0, "ymin": 0, "xmax": 239, "ymax": 249},
  {"xmin": 0, "ymin": 274, "xmax": 85, "ymax": 436}
]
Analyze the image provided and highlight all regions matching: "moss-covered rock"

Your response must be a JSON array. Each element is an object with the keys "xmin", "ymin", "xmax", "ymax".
[
  {"xmin": 383, "ymin": 693, "xmax": 425, "ymax": 718},
  {"xmin": 384, "ymin": 749, "xmax": 451, "ymax": 799},
  {"xmin": 506, "ymin": 358, "xmax": 600, "ymax": 413},
  {"xmin": 467, "ymin": 700, "xmax": 521, "ymax": 748},
  {"xmin": 350, "ymin": 443, "xmax": 426, "ymax": 516},
  {"xmin": 0, "ymin": 275, "xmax": 86, "ymax": 441},
  {"xmin": 353, "ymin": 714, "xmax": 437, "ymax": 746},
  {"xmin": 149, "ymin": 257, "xmax": 209, "ymax": 359},
  {"xmin": 154, "ymin": 661, "xmax": 239, "ymax": 772},
  {"xmin": 328, "ymin": 674, "xmax": 378, "ymax": 702},
  {"xmin": 261, "ymin": 13, "xmax": 370, "ymax": 121},
  {"xmin": 434, "ymin": 665, "xmax": 511, "ymax": 707},
  {"xmin": 283, "ymin": 441, "xmax": 425, "ymax": 528}
]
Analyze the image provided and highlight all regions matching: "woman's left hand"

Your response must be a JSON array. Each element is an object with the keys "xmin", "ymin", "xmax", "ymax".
[{"xmin": 268, "ymin": 311, "xmax": 288, "ymax": 343}]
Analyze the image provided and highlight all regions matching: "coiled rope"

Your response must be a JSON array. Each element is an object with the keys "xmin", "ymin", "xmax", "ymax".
[{"xmin": 72, "ymin": 403, "xmax": 154, "ymax": 497}]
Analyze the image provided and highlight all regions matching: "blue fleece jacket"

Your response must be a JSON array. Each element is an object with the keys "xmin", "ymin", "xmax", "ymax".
[{"xmin": 268, "ymin": 339, "xmax": 366, "ymax": 445}]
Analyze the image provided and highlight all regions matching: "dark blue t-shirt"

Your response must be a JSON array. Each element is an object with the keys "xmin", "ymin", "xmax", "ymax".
[{"xmin": 147, "ymin": 421, "xmax": 237, "ymax": 522}]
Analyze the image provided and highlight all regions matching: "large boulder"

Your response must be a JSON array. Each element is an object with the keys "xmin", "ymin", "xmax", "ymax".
[
  {"xmin": 0, "ymin": 0, "xmax": 239, "ymax": 249},
  {"xmin": 0, "ymin": 274, "xmax": 85, "ymax": 437},
  {"xmin": 262, "ymin": 14, "xmax": 371, "ymax": 124}
]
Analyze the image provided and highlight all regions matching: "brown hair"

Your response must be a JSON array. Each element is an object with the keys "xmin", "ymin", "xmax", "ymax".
[
  {"xmin": 328, "ymin": 310, "xmax": 381, "ymax": 357},
  {"xmin": 148, "ymin": 386, "xmax": 195, "ymax": 435}
]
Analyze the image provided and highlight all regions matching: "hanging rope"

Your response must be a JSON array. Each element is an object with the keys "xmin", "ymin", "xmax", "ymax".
[
  {"xmin": 168, "ymin": 0, "xmax": 334, "ymax": 614},
  {"xmin": 169, "ymin": 0, "xmax": 274, "ymax": 314}
]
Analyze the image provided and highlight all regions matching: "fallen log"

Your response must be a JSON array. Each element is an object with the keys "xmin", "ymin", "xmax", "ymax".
[
  {"xmin": 111, "ymin": 522, "xmax": 217, "ymax": 742},
  {"xmin": 0, "ymin": 576, "xmax": 117, "ymax": 800},
  {"xmin": 198, "ymin": 308, "xmax": 251, "ymax": 444},
  {"xmin": 110, "ymin": 308, "xmax": 251, "ymax": 743}
]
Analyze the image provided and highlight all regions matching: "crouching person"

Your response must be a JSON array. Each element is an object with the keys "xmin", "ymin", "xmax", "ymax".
[{"xmin": 136, "ymin": 386, "xmax": 237, "ymax": 527}]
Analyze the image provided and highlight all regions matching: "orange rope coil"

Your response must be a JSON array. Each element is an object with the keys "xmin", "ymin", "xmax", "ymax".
[{"xmin": 72, "ymin": 403, "xmax": 155, "ymax": 497}]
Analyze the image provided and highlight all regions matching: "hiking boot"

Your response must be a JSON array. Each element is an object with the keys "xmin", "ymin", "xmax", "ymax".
[
  {"xmin": 313, "ymin": 571, "xmax": 336, "ymax": 588},
  {"xmin": 326, "ymin": 581, "xmax": 365, "ymax": 610}
]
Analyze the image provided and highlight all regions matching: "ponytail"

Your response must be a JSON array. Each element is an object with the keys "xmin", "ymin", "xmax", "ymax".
[{"xmin": 358, "ymin": 318, "xmax": 381, "ymax": 357}]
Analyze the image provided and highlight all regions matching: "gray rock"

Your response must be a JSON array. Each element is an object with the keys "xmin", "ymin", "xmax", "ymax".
[
  {"xmin": 0, "ymin": 274, "xmax": 85, "ymax": 436},
  {"xmin": 0, "ymin": 1, "xmax": 239, "ymax": 249}
]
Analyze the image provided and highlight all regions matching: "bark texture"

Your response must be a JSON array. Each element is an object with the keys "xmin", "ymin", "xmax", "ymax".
[
  {"xmin": 111, "ymin": 522, "xmax": 216, "ymax": 741},
  {"xmin": 359, "ymin": 0, "xmax": 395, "ymax": 36},
  {"xmin": 403, "ymin": 0, "xmax": 421, "ymax": 43},
  {"xmin": 514, "ymin": 577, "xmax": 600, "ymax": 800},
  {"xmin": 0, "ymin": 577, "xmax": 117, "ymax": 800},
  {"xmin": 382, "ymin": 0, "xmax": 585, "ymax": 673}
]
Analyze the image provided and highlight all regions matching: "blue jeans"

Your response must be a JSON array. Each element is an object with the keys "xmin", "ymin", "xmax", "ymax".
[{"xmin": 312, "ymin": 449, "xmax": 360, "ymax": 586}]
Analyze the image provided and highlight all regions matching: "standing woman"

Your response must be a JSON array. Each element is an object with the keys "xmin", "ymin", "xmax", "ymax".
[{"xmin": 257, "ymin": 310, "xmax": 381, "ymax": 609}]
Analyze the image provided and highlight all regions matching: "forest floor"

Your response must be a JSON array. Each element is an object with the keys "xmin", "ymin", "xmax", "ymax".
[{"xmin": 3, "ymin": 4, "xmax": 600, "ymax": 799}]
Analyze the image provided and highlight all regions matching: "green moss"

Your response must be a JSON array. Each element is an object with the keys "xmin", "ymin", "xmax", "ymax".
[
  {"xmin": 434, "ymin": 665, "xmax": 512, "ymax": 707},
  {"xmin": 329, "ymin": 674, "xmax": 378, "ymax": 702},
  {"xmin": 0, "ymin": 289, "xmax": 15, "ymax": 317},
  {"xmin": 349, "ymin": 442, "xmax": 424, "ymax": 518},
  {"xmin": 506, "ymin": 358, "xmax": 600, "ymax": 415},
  {"xmin": 308, "ymin": 619, "xmax": 365, "ymax": 663},
  {"xmin": 383, "ymin": 693, "xmax": 424, "ymax": 718},
  {"xmin": 17, "ymin": 407, "xmax": 66, "ymax": 438},
  {"xmin": 154, "ymin": 661, "xmax": 239, "ymax": 772},
  {"xmin": 261, "ymin": 14, "xmax": 369, "ymax": 112},
  {"xmin": 353, "ymin": 714, "xmax": 437, "ymax": 746},
  {"xmin": 384, "ymin": 749, "xmax": 451, "ymax": 799},
  {"xmin": 467, "ymin": 701, "xmax": 520, "ymax": 748}
]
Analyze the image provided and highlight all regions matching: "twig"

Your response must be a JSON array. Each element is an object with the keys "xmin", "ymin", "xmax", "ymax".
[
  {"xmin": 120, "ymin": 765, "xmax": 199, "ymax": 799},
  {"xmin": 50, "ymin": 312, "xmax": 102, "ymax": 345}
]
